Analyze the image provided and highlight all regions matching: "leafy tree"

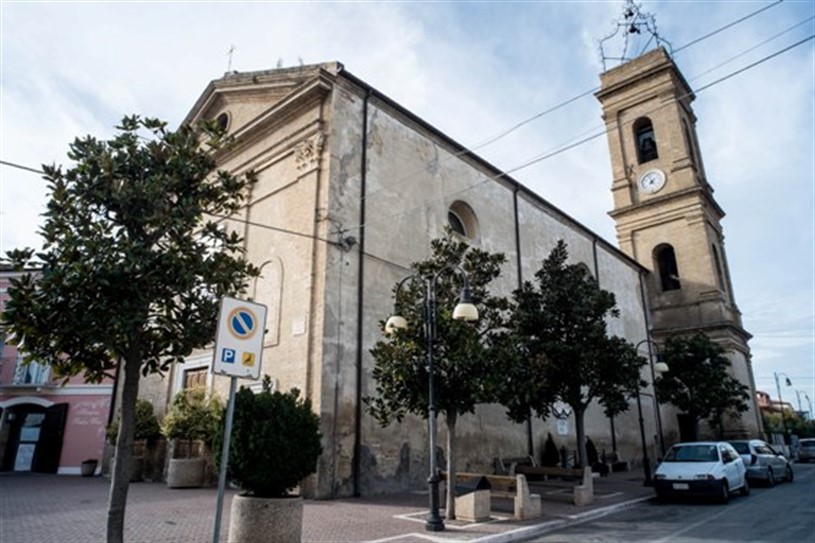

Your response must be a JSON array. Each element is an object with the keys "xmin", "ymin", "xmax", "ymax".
[
  {"xmin": 366, "ymin": 231, "xmax": 508, "ymax": 520},
  {"xmin": 655, "ymin": 333, "xmax": 750, "ymax": 440},
  {"xmin": 495, "ymin": 240, "xmax": 644, "ymax": 468},
  {"xmin": 2, "ymin": 116, "xmax": 257, "ymax": 543},
  {"xmin": 762, "ymin": 411, "xmax": 815, "ymax": 439}
]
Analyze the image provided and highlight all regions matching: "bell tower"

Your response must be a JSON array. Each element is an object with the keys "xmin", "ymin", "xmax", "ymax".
[{"xmin": 596, "ymin": 44, "xmax": 761, "ymax": 437}]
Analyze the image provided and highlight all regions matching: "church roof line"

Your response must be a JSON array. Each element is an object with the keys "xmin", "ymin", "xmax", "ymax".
[{"xmin": 184, "ymin": 61, "xmax": 647, "ymax": 276}]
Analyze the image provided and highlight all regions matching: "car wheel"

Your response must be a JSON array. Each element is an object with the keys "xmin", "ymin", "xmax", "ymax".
[
  {"xmin": 718, "ymin": 480, "xmax": 730, "ymax": 504},
  {"xmin": 766, "ymin": 468, "xmax": 775, "ymax": 487},
  {"xmin": 654, "ymin": 491, "xmax": 667, "ymax": 504},
  {"xmin": 786, "ymin": 465, "xmax": 794, "ymax": 483},
  {"xmin": 740, "ymin": 478, "xmax": 750, "ymax": 496}
]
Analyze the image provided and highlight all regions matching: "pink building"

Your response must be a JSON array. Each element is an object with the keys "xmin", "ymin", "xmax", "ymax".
[{"xmin": 0, "ymin": 269, "xmax": 114, "ymax": 474}]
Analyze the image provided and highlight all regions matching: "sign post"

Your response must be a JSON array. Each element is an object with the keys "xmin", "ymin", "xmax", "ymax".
[{"xmin": 211, "ymin": 297, "xmax": 267, "ymax": 543}]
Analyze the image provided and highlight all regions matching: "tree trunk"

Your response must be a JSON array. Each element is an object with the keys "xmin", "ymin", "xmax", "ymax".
[
  {"xmin": 445, "ymin": 411, "xmax": 457, "ymax": 521},
  {"xmin": 574, "ymin": 405, "xmax": 587, "ymax": 469},
  {"xmin": 106, "ymin": 350, "xmax": 141, "ymax": 543}
]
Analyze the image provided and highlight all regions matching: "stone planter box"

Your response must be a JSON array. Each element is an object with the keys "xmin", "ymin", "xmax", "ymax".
[
  {"xmin": 228, "ymin": 494, "xmax": 303, "ymax": 543},
  {"xmin": 166, "ymin": 458, "xmax": 206, "ymax": 488}
]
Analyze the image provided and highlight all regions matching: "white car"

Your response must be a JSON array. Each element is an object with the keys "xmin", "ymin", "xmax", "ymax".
[
  {"xmin": 654, "ymin": 441, "xmax": 749, "ymax": 503},
  {"xmin": 729, "ymin": 439, "xmax": 793, "ymax": 486}
]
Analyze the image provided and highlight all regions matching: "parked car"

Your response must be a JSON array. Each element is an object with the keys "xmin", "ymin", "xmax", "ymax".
[
  {"xmin": 728, "ymin": 439, "xmax": 793, "ymax": 486},
  {"xmin": 798, "ymin": 438, "xmax": 815, "ymax": 463},
  {"xmin": 654, "ymin": 441, "xmax": 749, "ymax": 504}
]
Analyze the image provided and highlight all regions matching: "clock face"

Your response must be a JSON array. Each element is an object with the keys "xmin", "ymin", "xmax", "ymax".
[{"xmin": 639, "ymin": 169, "xmax": 666, "ymax": 194}]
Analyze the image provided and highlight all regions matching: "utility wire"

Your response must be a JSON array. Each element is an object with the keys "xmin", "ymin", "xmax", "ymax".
[
  {"xmin": 1, "ymin": 0, "xmax": 794, "ymax": 204},
  {"xmin": 0, "ymin": 159, "xmax": 45, "ymax": 175},
  {"xmin": 3, "ymin": 33, "xmax": 812, "ymax": 258},
  {"xmin": 205, "ymin": 212, "xmax": 339, "ymax": 246},
  {"xmin": 356, "ymin": 0, "xmax": 789, "ymax": 205},
  {"xmin": 343, "ymin": 34, "xmax": 814, "ymax": 236},
  {"xmin": 673, "ymin": 0, "xmax": 785, "ymax": 54},
  {"xmin": 2, "ymin": 9, "xmax": 808, "ymax": 263}
]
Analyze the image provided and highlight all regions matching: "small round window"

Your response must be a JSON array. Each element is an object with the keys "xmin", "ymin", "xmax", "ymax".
[{"xmin": 447, "ymin": 200, "xmax": 479, "ymax": 241}]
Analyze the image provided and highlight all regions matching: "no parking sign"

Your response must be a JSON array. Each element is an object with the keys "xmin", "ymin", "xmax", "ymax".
[{"xmin": 212, "ymin": 297, "xmax": 268, "ymax": 380}]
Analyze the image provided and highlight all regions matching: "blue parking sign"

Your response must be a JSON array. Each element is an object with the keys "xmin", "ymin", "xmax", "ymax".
[
  {"xmin": 213, "ymin": 297, "xmax": 267, "ymax": 379},
  {"xmin": 221, "ymin": 348, "xmax": 236, "ymax": 364}
]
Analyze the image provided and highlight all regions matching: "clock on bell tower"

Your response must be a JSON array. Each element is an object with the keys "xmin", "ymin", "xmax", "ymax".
[{"xmin": 596, "ymin": 46, "xmax": 761, "ymax": 438}]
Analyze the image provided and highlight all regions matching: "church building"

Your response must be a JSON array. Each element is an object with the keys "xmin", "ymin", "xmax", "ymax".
[{"xmin": 138, "ymin": 29, "xmax": 762, "ymax": 498}]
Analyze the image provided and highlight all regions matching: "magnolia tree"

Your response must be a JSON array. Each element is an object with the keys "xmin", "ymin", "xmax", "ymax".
[
  {"xmin": 366, "ymin": 232, "xmax": 508, "ymax": 520},
  {"xmin": 494, "ymin": 240, "xmax": 644, "ymax": 468},
  {"xmin": 2, "ymin": 116, "xmax": 257, "ymax": 543},
  {"xmin": 655, "ymin": 333, "xmax": 750, "ymax": 440}
]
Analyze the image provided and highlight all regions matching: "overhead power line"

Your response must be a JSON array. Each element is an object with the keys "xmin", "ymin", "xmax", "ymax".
[
  {"xmin": 342, "ymin": 33, "xmax": 814, "ymax": 236},
  {"xmin": 0, "ymin": 160, "xmax": 45, "ymax": 175},
  {"xmin": 356, "ymin": 0, "xmax": 790, "ymax": 205},
  {"xmin": 2, "ymin": 12, "xmax": 810, "ymax": 258}
]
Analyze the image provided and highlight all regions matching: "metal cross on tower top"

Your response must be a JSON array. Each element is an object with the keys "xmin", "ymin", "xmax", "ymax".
[{"xmin": 599, "ymin": 0, "xmax": 672, "ymax": 71}]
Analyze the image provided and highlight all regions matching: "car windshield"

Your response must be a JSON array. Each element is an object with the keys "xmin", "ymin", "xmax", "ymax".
[
  {"xmin": 800, "ymin": 441, "xmax": 815, "ymax": 449},
  {"xmin": 664, "ymin": 444, "xmax": 720, "ymax": 462},
  {"xmin": 730, "ymin": 442, "xmax": 750, "ymax": 454}
]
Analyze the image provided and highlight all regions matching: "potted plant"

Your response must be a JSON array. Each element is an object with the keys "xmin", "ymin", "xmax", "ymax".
[
  {"xmin": 161, "ymin": 388, "xmax": 222, "ymax": 488},
  {"xmin": 107, "ymin": 399, "xmax": 161, "ymax": 482},
  {"xmin": 80, "ymin": 458, "xmax": 98, "ymax": 477},
  {"xmin": 217, "ymin": 376, "xmax": 322, "ymax": 543}
]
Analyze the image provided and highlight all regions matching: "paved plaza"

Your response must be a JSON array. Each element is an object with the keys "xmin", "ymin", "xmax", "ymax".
[{"xmin": 0, "ymin": 470, "xmax": 654, "ymax": 542}]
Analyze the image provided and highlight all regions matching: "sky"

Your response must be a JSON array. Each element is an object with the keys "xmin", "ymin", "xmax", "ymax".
[{"xmin": 1, "ymin": 0, "xmax": 813, "ymax": 419}]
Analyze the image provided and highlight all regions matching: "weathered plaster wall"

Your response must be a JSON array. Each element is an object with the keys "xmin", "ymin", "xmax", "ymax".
[{"xmin": 318, "ymin": 76, "xmax": 660, "ymax": 496}]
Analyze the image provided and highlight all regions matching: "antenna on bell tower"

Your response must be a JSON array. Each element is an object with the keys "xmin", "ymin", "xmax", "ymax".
[{"xmin": 599, "ymin": 0, "xmax": 672, "ymax": 71}]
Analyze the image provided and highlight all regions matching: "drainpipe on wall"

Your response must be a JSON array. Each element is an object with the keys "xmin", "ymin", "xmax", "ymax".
[
  {"xmin": 352, "ymin": 88, "xmax": 371, "ymax": 498},
  {"xmin": 512, "ymin": 185, "xmax": 534, "ymax": 458}
]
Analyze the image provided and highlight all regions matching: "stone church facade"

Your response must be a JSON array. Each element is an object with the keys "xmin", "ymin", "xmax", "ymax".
[{"xmin": 137, "ymin": 47, "xmax": 761, "ymax": 498}]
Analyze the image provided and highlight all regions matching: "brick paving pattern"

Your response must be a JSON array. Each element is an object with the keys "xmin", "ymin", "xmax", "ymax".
[{"xmin": 0, "ymin": 471, "xmax": 654, "ymax": 542}]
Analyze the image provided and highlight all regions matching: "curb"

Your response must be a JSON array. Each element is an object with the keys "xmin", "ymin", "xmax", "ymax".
[{"xmin": 472, "ymin": 496, "xmax": 654, "ymax": 543}]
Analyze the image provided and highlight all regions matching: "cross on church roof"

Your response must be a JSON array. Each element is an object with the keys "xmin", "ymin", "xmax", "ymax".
[{"xmin": 599, "ymin": 0, "xmax": 672, "ymax": 71}]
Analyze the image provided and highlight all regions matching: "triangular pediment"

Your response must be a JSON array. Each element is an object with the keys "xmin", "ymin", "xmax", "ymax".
[{"xmin": 183, "ymin": 62, "xmax": 342, "ymax": 135}]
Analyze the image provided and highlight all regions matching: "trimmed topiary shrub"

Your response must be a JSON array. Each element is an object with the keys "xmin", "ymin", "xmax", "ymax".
[
  {"xmin": 161, "ymin": 388, "xmax": 223, "ymax": 458},
  {"xmin": 586, "ymin": 436, "xmax": 599, "ymax": 467},
  {"xmin": 217, "ymin": 376, "xmax": 322, "ymax": 498},
  {"xmin": 542, "ymin": 432, "xmax": 560, "ymax": 467},
  {"xmin": 107, "ymin": 399, "xmax": 161, "ymax": 445}
]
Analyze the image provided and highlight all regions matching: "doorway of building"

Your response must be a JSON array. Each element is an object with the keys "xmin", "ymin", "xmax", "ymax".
[
  {"xmin": 1, "ymin": 403, "xmax": 68, "ymax": 473},
  {"xmin": 677, "ymin": 413, "xmax": 699, "ymax": 443}
]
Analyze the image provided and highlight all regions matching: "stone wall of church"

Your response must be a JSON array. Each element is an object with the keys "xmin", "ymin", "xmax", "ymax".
[{"xmin": 316, "ymin": 75, "xmax": 662, "ymax": 497}]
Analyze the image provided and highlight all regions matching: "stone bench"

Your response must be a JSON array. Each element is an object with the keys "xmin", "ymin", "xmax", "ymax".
[
  {"xmin": 493, "ymin": 455, "xmax": 536, "ymax": 476},
  {"xmin": 515, "ymin": 465, "xmax": 594, "ymax": 506},
  {"xmin": 440, "ymin": 471, "xmax": 541, "ymax": 521}
]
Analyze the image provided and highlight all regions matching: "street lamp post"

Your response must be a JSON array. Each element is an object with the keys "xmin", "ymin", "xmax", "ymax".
[
  {"xmin": 633, "ymin": 338, "xmax": 669, "ymax": 487},
  {"xmin": 634, "ymin": 383, "xmax": 652, "ymax": 487},
  {"xmin": 385, "ymin": 266, "xmax": 479, "ymax": 532},
  {"xmin": 795, "ymin": 390, "xmax": 812, "ymax": 421},
  {"xmin": 635, "ymin": 339, "xmax": 668, "ymax": 457},
  {"xmin": 774, "ymin": 372, "xmax": 792, "ymax": 444}
]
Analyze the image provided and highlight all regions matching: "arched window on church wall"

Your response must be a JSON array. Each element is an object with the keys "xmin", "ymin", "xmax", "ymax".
[
  {"xmin": 634, "ymin": 117, "xmax": 658, "ymax": 164},
  {"xmin": 448, "ymin": 200, "xmax": 480, "ymax": 242},
  {"xmin": 653, "ymin": 244, "xmax": 681, "ymax": 292}
]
